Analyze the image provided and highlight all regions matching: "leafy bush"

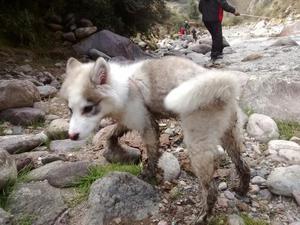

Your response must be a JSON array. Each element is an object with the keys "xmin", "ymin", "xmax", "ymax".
[{"xmin": 0, "ymin": 0, "xmax": 168, "ymax": 47}]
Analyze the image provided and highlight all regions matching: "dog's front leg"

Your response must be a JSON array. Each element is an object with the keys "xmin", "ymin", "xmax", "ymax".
[
  {"xmin": 139, "ymin": 115, "xmax": 161, "ymax": 183},
  {"xmin": 103, "ymin": 123, "xmax": 141, "ymax": 164}
]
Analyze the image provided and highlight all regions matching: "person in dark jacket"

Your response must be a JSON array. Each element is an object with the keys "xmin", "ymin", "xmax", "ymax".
[{"xmin": 199, "ymin": 0, "xmax": 240, "ymax": 62}]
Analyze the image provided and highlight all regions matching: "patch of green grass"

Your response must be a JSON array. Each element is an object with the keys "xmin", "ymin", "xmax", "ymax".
[
  {"xmin": 241, "ymin": 214, "xmax": 269, "ymax": 225},
  {"xmin": 28, "ymin": 119, "xmax": 45, "ymax": 129},
  {"xmin": 75, "ymin": 163, "xmax": 142, "ymax": 199},
  {"xmin": 208, "ymin": 214, "xmax": 269, "ymax": 225},
  {"xmin": 0, "ymin": 166, "xmax": 32, "ymax": 209},
  {"xmin": 243, "ymin": 107, "xmax": 255, "ymax": 117},
  {"xmin": 276, "ymin": 120, "xmax": 300, "ymax": 140},
  {"xmin": 16, "ymin": 214, "xmax": 35, "ymax": 225}
]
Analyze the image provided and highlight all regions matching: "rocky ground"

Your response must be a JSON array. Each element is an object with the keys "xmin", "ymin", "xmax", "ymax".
[{"xmin": 1, "ymin": 19, "xmax": 300, "ymax": 225}]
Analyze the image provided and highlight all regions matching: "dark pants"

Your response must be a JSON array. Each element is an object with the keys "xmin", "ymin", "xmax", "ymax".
[{"xmin": 204, "ymin": 21, "xmax": 223, "ymax": 60}]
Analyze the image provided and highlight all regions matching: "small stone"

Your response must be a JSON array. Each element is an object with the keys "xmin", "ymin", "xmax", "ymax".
[
  {"xmin": 292, "ymin": 190, "xmax": 300, "ymax": 206},
  {"xmin": 75, "ymin": 27, "xmax": 97, "ymax": 39},
  {"xmin": 218, "ymin": 182, "xmax": 228, "ymax": 191},
  {"xmin": 37, "ymin": 85, "xmax": 58, "ymax": 98},
  {"xmin": 17, "ymin": 64, "xmax": 33, "ymax": 73},
  {"xmin": 79, "ymin": 18, "xmax": 94, "ymax": 27},
  {"xmin": 0, "ymin": 208, "xmax": 13, "ymax": 225},
  {"xmin": 224, "ymin": 190, "xmax": 235, "ymax": 200},
  {"xmin": 62, "ymin": 32, "xmax": 76, "ymax": 42},
  {"xmin": 228, "ymin": 214, "xmax": 245, "ymax": 225},
  {"xmin": 158, "ymin": 152, "xmax": 181, "ymax": 181},
  {"xmin": 49, "ymin": 139, "xmax": 87, "ymax": 153},
  {"xmin": 290, "ymin": 136, "xmax": 300, "ymax": 145},
  {"xmin": 251, "ymin": 176, "xmax": 266, "ymax": 185},
  {"xmin": 158, "ymin": 220, "xmax": 168, "ymax": 225},
  {"xmin": 217, "ymin": 197, "xmax": 228, "ymax": 208},
  {"xmin": 47, "ymin": 118, "xmax": 69, "ymax": 140},
  {"xmin": 242, "ymin": 53, "xmax": 263, "ymax": 62},
  {"xmin": 258, "ymin": 189, "xmax": 272, "ymax": 201},
  {"xmin": 249, "ymin": 185, "xmax": 260, "ymax": 194}
]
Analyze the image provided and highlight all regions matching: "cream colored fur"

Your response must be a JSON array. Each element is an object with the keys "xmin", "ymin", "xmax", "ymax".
[{"xmin": 60, "ymin": 56, "xmax": 250, "ymax": 222}]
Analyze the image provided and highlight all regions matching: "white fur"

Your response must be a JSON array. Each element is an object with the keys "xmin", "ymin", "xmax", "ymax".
[{"xmin": 164, "ymin": 70, "xmax": 239, "ymax": 115}]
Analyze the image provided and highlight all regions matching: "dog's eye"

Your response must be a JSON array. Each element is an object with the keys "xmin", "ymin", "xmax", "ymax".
[
  {"xmin": 69, "ymin": 107, "xmax": 73, "ymax": 115},
  {"xmin": 83, "ymin": 105, "xmax": 94, "ymax": 114}
]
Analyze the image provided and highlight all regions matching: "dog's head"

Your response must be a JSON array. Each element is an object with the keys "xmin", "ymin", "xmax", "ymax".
[{"xmin": 59, "ymin": 57, "xmax": 122, "ymax": 140}]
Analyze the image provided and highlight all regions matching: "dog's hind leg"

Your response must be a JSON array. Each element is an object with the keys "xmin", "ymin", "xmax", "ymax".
[
  {"xmin": 139, "ymin": 114, "xmax": 161, "ymax": 183},
  {"xmin": 181, "ymin": 110, "xmax": 225, "ymax": 224},
  {"xmin": 221, "ymin": 112, "xmax": 250, "ymax": 196},
  {"xmin": 103, "ymin": 124, "xmax": 141, "ymax": 164}
]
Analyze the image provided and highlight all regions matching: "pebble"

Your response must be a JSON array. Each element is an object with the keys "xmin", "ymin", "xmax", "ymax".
[
  {"xmin": 251, "ymin": 176, "xmax": 266, "ymax": 185},
  {"xmin": 218, "ymin": 182, "xmax": 228, "ymax": 191}
]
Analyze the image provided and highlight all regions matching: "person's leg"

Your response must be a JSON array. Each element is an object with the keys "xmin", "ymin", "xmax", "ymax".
[
  {"xmin": 215, "ymin": 21, "xmax": 223, "ymax": 57},
  {"xmin": 204, "ymin": 21, "xmax": 218, "ymax": 60}
]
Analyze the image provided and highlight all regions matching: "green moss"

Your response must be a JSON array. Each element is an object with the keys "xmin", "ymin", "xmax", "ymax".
[
  {"xmin": 241, "ymin": 214, "xmax": 269, "ymax": 225},
  {"xmin": 15, "ymin": 214, "xmax": 35, "ymax": 225}
]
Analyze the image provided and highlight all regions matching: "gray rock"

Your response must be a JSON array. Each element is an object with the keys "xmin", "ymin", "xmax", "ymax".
[
  {"xmin": 290, "ymin": 222, "xmax": 300, "ymax": 225},
  {"xmin": 47, "ymin": 23, "xmax": 64, "ymax": 31},
  {"xmin": 279, "ymin": 21, "xmax": 300, "ymax": 36},
  {"xmin": 0, "ymin": 208, "xmax": 13, "ymax": 225},
  {"xmin": 240, "ymin": 75, "xmax": 300, "ymax": 121},
  {"xmin": 267, "ymin": 165, "xmax": 300, "ymax": 196},
  {"xmin": 292, "ymin": 190, "xmax": 300, "ymax": 206},
  {"xmin": 0, "ymin": 79, "xmax": 40, "ymax": 111},
  {"xmin": 251, "ymin": 176, "xmax": 266, "ymax": 185},
  {"xmin": 290, "ymin": 136, "xmax": 300, "ymax": 145},
  {"xmin": 157, "ymin": 152, "xmax": 180, "ymax": 181},
  {"xmin": 0, "ymin": 149, "xmax": 17, "ymax": 190},
  {"xmin": 12, "ymin": 151, "xmax": 49, "ymax": 170},
  {"xmin": 84, "ymin": 172, "xmax": 159, "ymax": 225},
  {"xmin": 16, "ymin": 64, "xmax": 33, "ymax": 73},
  {"xmin": 37, "ymin": 85, "xmax": 58, "ymax": 98},
  {"xmin": 49, "ymin": 139, "xmax": 87, "ymax": 153},
  {"xmin": 73, "ymin": 30, "xmax": 150, "ymax": 60},
  {"xmin": 268, "ymin": 140, "xmax": 300, "ymax": 163},
  {"xmin": 46, "ymin": 118, "xmax": 69, "ymax": 140},
  {"xmin": 270, "ymin": 37, "xmax": 299, "ymax": 47},
  {"xmin": 27, "ymin": 160, "xmax": 107, "ymax": 188},
  {"xmin": 185, "ymin": 52, "xmax": 209, "ymax": 66},
  {"xmin": 33, "ymin": 101, "xmax": 50, "ymax": 114},
  {"xmin": 75, "ymin": 27, "xmax": 97, "ymax": 39},
  {"xmin": 36, "ymin": 71, "xmax": 55, "ymax": 85},
  {"xmin": 258, "ymin": 189, "xmax": 272, "ymax": 201},
  {"xmin": 0, "ymin": 133, "xmax": 48, "ymax": 154},
  {"xmin": 188, "ymin": 43, "xmax": 211, "ymax": 54},
  {"xmin": 88, "ymin": 48, "xmax": 111, "ymax": 61},
  {"xmin": 79, "ymin": 18, "xmax": 94, "ymax": 27},
  {"xmin": 246, "ymin": 113, "xmax": 279, "ymax": 143},
  {"xmin": 0, "ymin": 107, "xmax": 45, "ymax": 126},
  {"xmin": 228, "ymin": 214, "xmax": 245, "ymax": 225},
  {"xmin": 241, "ymin": 53, "xmax": 263, "ymax": 62},
  {"xmin": 218, "ymin": 182, "xmax": 228, "ymax": 191},
  {"xmin": 62, "ymin": 32, "xmax": 76, "ymax": 42},
  {"xmin": 6, "ymin": 181, "xmax": 67, "ymax": 225}
]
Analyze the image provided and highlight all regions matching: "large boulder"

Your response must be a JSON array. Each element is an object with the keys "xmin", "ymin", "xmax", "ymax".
[
  {"xmin": 0, "ymin": 149, "xmax": 17, "ymax": 190},
  {"xmin": 0, "ymin": 80, "xmax": 40, "ymax": 111},
  {"xmin": 240, "ymin": 75, "xmax": 300, "ymax": 121},
  {"xmin": 279, "ymin": 21, "xmax": 300, "ymax": 37},
  {"xmin": 0, "ymin": 107, "xmax": 45, "ymax": 126},
  {"xmin": 6, "ymin": 181, "xmax": 67, "ymax": 225},
  {"xmin": 73, "ymin": 30, "xmax": 150, "ymax": 60},
  {"xmin": 247, "ymin": 113, "xmax": 279, "ymax": 143},
  {"xmin": 83, "ymin": 172, "xmax": 159, "ymax": 225},
  {"xmin": 0, "ymin": 133, "xmax": 48, "ymax": 154},
  {"xmin": 268, "ymin": 140, "xmax": 300, "ymax": 164},
  {"xmin": 267, "ymin": 165, "xmax": 300, "ymax": 197}
]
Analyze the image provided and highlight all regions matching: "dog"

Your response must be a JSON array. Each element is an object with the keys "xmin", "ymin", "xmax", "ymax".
[{"xmin": 59, "ymin": 56, "xmax": 250, "ymax": 223}]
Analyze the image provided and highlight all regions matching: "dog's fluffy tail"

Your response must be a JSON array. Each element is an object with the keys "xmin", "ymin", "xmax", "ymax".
[{"xmin": 164, "ymin": 70, "xmax": 239, "ymax": 114}]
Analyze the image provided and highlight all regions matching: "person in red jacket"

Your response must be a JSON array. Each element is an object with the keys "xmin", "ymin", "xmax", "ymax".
[{"xmin": 199, "ymin": 0, "xmax": 240, "ymax": 62}]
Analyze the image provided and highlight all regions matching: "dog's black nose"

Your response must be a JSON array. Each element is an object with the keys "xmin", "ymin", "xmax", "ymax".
[{"xmin": 69, "ymin": 133, "xmax": 79, "ymax": 140}]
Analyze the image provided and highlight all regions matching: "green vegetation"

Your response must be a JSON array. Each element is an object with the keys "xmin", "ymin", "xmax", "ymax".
[
  {"xmin": 75, "ymin": 163, "xmax": 142, "ymax": 197},
  {"xmin": 16, "ymin": 215, "xmax": 35, "ymax": 225},
  {"xmin": 208, "ymin": 214, "xmax": 269, "ymax": 225},
  {"xmin": 276, "ymin": 120, "xmax": 300, "ymax": 140},
  {"xmin": 0, "ymin": 121, "xmax": 5, "ymax": 136},
  {"xmin": 243, "ymin": 107, "xmax": 255, "ymax": 117},
  {"xmin": 0, "ymin": 0, "xmax": 168, "ymax": 47},
  {"xmin": 0, "ymin": 166, "xmax": 31, "ymax": 209},
  {"xmin": 188, "ymin": 0, "xmax": 199, "ymax": 20}
]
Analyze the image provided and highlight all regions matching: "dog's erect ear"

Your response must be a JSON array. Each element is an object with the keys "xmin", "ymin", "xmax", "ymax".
[
  {"xmin": 66, "ymin": 57, "xmax": 81, "ymax": 74},
  {"xmin": 90, "ymin": 57, "xmax": 109, "ymax": 86}
]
